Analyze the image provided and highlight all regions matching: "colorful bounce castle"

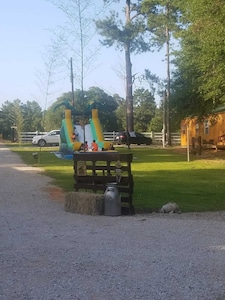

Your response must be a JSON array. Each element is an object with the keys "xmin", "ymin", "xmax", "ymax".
[{"xmin": 59, "ymin": 108, "xmax": 112, "ymax": 154}]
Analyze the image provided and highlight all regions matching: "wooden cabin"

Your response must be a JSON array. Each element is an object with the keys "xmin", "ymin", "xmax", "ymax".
[{"xmin": 181, "ymin": 107, "xmax": 225, "ymax": 150}]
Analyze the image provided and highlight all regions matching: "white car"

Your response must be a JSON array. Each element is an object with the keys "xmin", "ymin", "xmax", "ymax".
[{"xmin": 32, "ymin": 130, "xmax": 60, "ymax": 147}]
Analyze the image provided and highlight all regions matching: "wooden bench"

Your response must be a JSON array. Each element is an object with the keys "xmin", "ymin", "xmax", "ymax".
[{"xmin": 73, "ymin": 152, "xmax": 134, "ymax": 214}]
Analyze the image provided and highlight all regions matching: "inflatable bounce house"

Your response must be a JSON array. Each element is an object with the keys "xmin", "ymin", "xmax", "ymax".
[{"xmin": 55, "ymin": 101, "xmax": 112, "ymax": 157}]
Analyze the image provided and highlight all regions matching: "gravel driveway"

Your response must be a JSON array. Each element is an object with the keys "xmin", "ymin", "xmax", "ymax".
[{"xmin": 1, "ymin": 143, "xmax": 225, "ymax": 300}]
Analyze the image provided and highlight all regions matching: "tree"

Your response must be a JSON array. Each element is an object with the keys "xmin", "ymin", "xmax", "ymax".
[
  {"xmin": 149, "ymin": 106, "xmax": 163, "ymax": 131},
  {"xmin": 0, "ymin": 101, "xmax": 15, "ymax": 139},
  {"xmin": 46, "ymin": 87, "xmax": 119, "ymax": 131},
  {"xmin": 172, "ymin": 0, "xmax": 225, "ymax": 116},
  {"xmin": 141, "ymin": 0, "xmax": 182, "ymax": 145},
  {"xmin": 169, "ymin": 57, "xmax": 205, "ymax": 121},
  {"xmin": 0, "ymin": 100, "xmax": 44, "ymax": 139},
  {"xmin": 0, "ymin": 100, "xmax": 24, "ymax": 141},
  {"xmin": 95, "ymin": 0, "xmax": 152, "ymax": 132},
  {"xmin": 12, "ymin": 100, "xmax": 24, "ymax": 143},
  {"xmin": 34, "ymin": 40, "xmax": 64, "ymax": 113},
  {"xmin": 22, "ymin": 101, "xmax": 43, "ymax": 132},
  {"xmin": 86, "ymin": 87, "xmax": 118, "ymax": 131},
  {"xmin": 114, "ymin": 94, "xmax": 127, "ymax": 130},
  {"xmin": 44, "ymin": 93, "xmax": 72, "ymax": 131},
  {"xmin": 133, "ymin": 88, "xmax": 156, "ymax": 131},
  {"xmin": 48, "ymin": 0, "xmax": 106, "ymax": 103}
]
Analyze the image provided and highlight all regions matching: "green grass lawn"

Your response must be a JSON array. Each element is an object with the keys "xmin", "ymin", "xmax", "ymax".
[{"xmin": 8, "ymin": 143, "xmax": 225, "ymax": 213}]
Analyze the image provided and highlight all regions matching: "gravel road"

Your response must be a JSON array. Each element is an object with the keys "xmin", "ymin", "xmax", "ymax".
[{"xmin": 1, "ymin": 143, "xmax": 225, "ymax": 300}]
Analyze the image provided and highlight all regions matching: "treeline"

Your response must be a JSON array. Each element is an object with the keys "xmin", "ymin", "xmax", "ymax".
[
  {"xmin": 94, "ymin": 0, "xmax": 225, "ymax": 123},
  {"xmin": 93, "ymin": 0, "xmax": 225, "ymax": 140},
  {"xmin": 0, "ymin": 87, "xmax": 166, "ymax": 140},
  {"xmin": 170, "ymin": 0, "xmax": 225, "ymax": 119},
  {"xmin": 1, "ymin": 0, "xmax": 225, "ymax": 139}
]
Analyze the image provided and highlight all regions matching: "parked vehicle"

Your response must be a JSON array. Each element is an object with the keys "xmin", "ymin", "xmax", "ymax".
[
  {"xmin": 32, "ymin": 130, "xmax": 60, "ymax": 147},
  {"xmin": 114, "ymin": 131, "xmax": 152, "ymax": 145}
]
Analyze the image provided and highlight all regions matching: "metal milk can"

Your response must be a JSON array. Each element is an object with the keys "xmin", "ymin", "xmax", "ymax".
[{"xmin": 104, "ymin": 183, "xmax": 121, "ymax": 216}]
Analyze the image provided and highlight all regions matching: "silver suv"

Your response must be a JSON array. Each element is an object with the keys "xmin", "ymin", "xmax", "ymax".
[{"xmin": 32, "ymin": 130, "xmax": 60, "ymax": 147}]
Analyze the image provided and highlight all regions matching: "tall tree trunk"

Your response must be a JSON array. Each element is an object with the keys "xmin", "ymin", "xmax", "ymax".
[
  {"xmin": 166, "ymin": 3, "xmax": 171, "ymax": 146},
  {"xmin": 163, "ymin": 89, "xmax": 166, "ymax": 148},
  {"xmin": 125, "ymin": 44, "xmax": 133, "ymax": 132},
  {"xmin": 125, "ymin": 0, "xmax": 133, "ymax": 132}
]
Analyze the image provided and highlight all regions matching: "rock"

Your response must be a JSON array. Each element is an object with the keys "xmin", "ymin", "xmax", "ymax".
[{"xmin": 159, "ymin": 202, "xmax": 181, "ymax": 214}]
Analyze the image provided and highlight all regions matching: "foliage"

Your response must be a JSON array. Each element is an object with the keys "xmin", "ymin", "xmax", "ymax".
[
  {"xmin": 141, "ymin": 0, "xmax": 183, "ymax": 145},
  {"xmin": 3, "ymin": 2, "xmax": 225, "ymax": 140},
  {"xmin": 0, "ymin": 99, "xmax": 43, "ymax": 139},
  {"xmin": 142, "ymin": 69, "xmax": 164, "ymax": 99},
  {"xmin": 12, "ymin": 100, "xmax": 24, "ymax": 143},
  {"xmin": 141, "ymin": 0, "xmax": 182, "ymax": 47},
  {"xmin": 115, "ymin": 94, "xmax": 126, "ymax": 130},
  {"xmin": 114, "ymin": 88, "xmax": 158, "ymax": 132},
  {"xmin": 95, "ymin": 0, "xmax": 153, "ymax": 132},
  {"xmin": 96, "ymin": 1, "xmax": 151, "ymax": 53},
  {"xmin": 67, "ymin": 86, "xmax": 159, "ymax": 132},
  {"xmin": 171, "ymin": 0, "xmax": 225, "ymax": 118},
  {"xmin": 22, "ymin": 101, "xmax": 43, "ymax": 132},
  {"xmin": 44, "ymin": 93, "xmax": 70, "ymax": 131},
  {"xmin": 0, "ymin": 87, "xmax": 120, "ymax": 135},
  {"xmin": 0, "ymin": 101, "xmax": 17, "ymax": 138},
  {"xmin": 46, "ymin": 87, "xmax": 119, "ymax": 131},
  {"xmin": 149, "ymin": 107, "xmax": 163, "ymax": 131},
  {"xmin": 86, "ymin": 87, "xmax": 118, "ymax": 131},
  {"xmin": 133, "ymin": 88, "xmax": 156, "ymax": 131},
  {"xmin": 9, "ymin": 145, "xmax": 225, "ymax": 213}
]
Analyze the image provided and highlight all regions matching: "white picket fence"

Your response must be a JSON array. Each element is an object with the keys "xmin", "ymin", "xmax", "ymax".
[{"xmin": 18, "ymin": 131, "xmax": 181, "ymax": 145}]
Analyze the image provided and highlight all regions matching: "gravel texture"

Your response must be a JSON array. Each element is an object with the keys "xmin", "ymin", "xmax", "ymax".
[{"xmin": 1, "ymin": 144, "xmax": 225, "ymax": 300}]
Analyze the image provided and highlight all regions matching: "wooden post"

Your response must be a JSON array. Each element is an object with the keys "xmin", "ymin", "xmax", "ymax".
[{"xmin": 187, "ymin": 124, "xmax": 190, "ymax": 162}]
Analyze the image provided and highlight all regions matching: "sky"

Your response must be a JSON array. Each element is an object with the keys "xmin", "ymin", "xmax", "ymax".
[{"xmin": 0, "ymin": 0, "xmax": 168, "ymax": 110}]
